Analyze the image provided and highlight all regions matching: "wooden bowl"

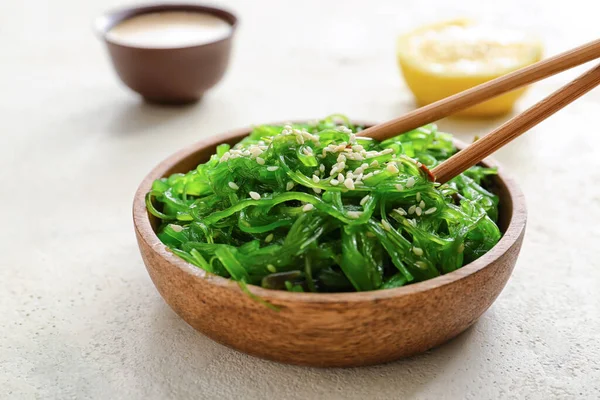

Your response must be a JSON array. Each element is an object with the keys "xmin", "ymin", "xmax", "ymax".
[
  {"xmin": 95, "ymin": 4, "xmax": 237, "ymax": 104},
  {"xmin": 133, "ymin": 124, "xmax": 527, "ymax": 367}
]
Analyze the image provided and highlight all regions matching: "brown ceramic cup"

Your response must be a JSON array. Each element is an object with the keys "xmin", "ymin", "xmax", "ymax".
[{"xmin": 95, "ymin": 4, "xmax": 237, "ymax": 104}]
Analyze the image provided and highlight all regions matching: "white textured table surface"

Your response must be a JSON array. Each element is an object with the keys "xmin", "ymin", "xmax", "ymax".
[{"xmin": 2, "ymin": 0, "xmax": 599, "ymax": 399}]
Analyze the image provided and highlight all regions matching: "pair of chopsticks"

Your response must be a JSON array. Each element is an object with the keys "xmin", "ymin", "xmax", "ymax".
[{"xmin": 360, "ymin": 38, "xmax": 600, "ymax": 183}]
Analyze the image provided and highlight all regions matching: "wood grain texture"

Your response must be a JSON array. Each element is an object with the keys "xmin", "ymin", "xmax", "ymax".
[
  {"xmin": 132, "ymin": 125, "xmax": 527, "ymax": 367},
  {"xmin": 432, "ymin": 63, "xmax": 600, "ymax": 183},
  {"xmin": 360, "ymin": 38, "xmax": 600, "ymax": 141}
]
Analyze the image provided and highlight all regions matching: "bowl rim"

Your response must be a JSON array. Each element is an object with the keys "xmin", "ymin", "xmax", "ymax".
[
  {"xmin": 94, "ymin": 3, "xmax": 238, "ymax": 50},
  {"xmin": 133, "ymin": 122, "xmax": 527, "ymax": 304}
]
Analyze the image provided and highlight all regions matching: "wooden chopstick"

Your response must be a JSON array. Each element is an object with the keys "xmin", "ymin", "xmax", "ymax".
[
  {"xmin": 431, "ymin": 63, "xmax": 600, "ymax": 184},
  {"xmin": 360, "ymin": 38, "xmax": 600, "ymax": 141}
]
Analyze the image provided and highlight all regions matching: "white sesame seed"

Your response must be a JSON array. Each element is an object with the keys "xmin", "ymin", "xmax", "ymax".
[
  {"xmin": 337, "ymin": 161, "xmax": 346, "ymax": 170},
  {"xmin": 408, "ymin": 205, "xmax": 416, "ymax": 214},
  {"xmin": 319, "ymin": 164, "xmax": 325, "ymax": 172},
  {"xmin": 335, "ymin": 144, "xmax": 346, "ymax": 152},
  {"xmin": 406, "ymin": 177, "xmax": 416, "ymax": 188},
  {"xmin": 265, "ymin": 233, "xmax": 274, "ymax": 243},
  {"xmin": 337, "ymin": 154, "xmax": 346, "ymax": 163},
  {"xmin": 419, "ymin": 200, "xmax": 425, "ymax": 209},
  {"xmin": 355, "ymin": 173, "xmax": 363, "ymax": 181},
  {"xmin": 349, "ymin": 133, "xmax": 357, "ymax": 142},
  {"xmin": 395, "ymin": 184, "xmax": 404, "ymax": 191},
  {"xmin": 337, "ymin": 173, "xmax": 344, "ymax": 181},
  {"xmin": 267, "ymin": 264, "xmax": 276, "ymax": 273},
  {"xmin": 360, "ymin": 163, "xmax": 369, "ymax": 169},
  {"xmin": 249, "ymin": 191, "xmax": 261, "ymax": 200},
  {"xmin": 296, "ymin": 135, "xmax": 305, "ymax": 144},
  {"xmin": 286, "ymin": 181, "xmax": 295, "ymax": 191},
  {"xmin": 302, "ymin": 131, "xmax": 317, "ymax": 140},
  {"xmin": 409, "ymin": 218, "xmax": 417, "ymax": 227},
  {"xmin": 347, "ymin": 211, "xmax": 362, "ymax": 219},
  {"xmin": 170, "ymin": 224, "xmax": 184, "ymax": 233},
  {"xmin": 303, "ymin": 204, "xmax": 314, "ymax": 212},
  {"xmin": 416, "ymin": 207, "xmax": 422, "ymax": 216},
  {"xmin": 381, "ymin": 219, "xmax": 391, "ymax": 231},
  {"xmin": 415, "ymin": 261, "xmax": 428, "ymax": 270},
  {"xmin": 381, "ymin": 148, "xmax": 394, "ymax": 155},
  {"xmin": 346, "ymin": 171, "xmax": 354, "ymax": 179},
  {"xmin": 394, "ymin": 208, "xmax": 407, "ymax": 216},
  {"xmin": 424, "ymin": 207, "xmax": 437, "ymax": 215},
  {"xmin": 386, "ymin": 163, "xmax": 399, "ymax": 174},
  {"xmin": 344, "ymin": 178, "xmax": 355, "ymax": 190},
  {"xmin": 312, "ymin": 175, "xmax": 320, "ymax": 183},
  {"xmin": 219, "ymin": 153, "xmax": 230, "ymax": 162},
  {"xmin": 228, "ymin": 182, "xmax": 239, "ymax": 190},
  {"xmin": 313, "ymin": 187, "xmax": 322, "ymax": 194},
  {"xmin": 256, "ymin": 157, "xmax": 265, "ymax": 165},
  {"xmin": 330, "ymin": 179, "xmax": 339, "ymax": 186},
  {"xmin": 354, "ymin": 167, "xmax": 364, "ymax": 175},
  {"xmin": 412, "ymin": 247, "xmax": 424, "ymax": 256},
  {"xmin": 352, "ymin": 145, "xmax": 364, "ymax": 152},
  {"xmin": 330, "ymin": 167, "xmax": 339, "ymax": 176},
  {"xmin": 374, "ymin": 170, "xmax": 381, "ymax": 175},
  {"xmin": 370, "ymin": 160, "xmax": 379, "ymax": 167},
  {"xmin": 360, "ymin": 195, "xmax": 370, "ymax": 206},
  {"xmin": 267, "ymin": 166, "xmax": 279, "ymax": 172},
  {"xmin": 363, "ymin": 172, "xmax": 374, "ymax": 179},
  {"xmin": 416, "ymin": 192, "xmax": 421, "ymax": 202},
  {"xmin": 400, "ymin": 154, "xmax": 418, "ymax": 164}
]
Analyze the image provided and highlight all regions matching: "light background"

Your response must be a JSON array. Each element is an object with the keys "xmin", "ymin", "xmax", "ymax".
[{"xmin": 1, "ymin": 0, "xmax": 599, "ymax": 399}]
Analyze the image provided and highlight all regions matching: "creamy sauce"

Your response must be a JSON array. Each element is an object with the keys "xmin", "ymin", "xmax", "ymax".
[{"xmin": 106, "ymin": 11, "xmax": 232, "ymax": 48}]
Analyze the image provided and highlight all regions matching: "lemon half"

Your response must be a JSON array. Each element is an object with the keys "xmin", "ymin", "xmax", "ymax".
[{"xmin": 397, "ymin": 19, "xmax": 543, "ymax": 116}]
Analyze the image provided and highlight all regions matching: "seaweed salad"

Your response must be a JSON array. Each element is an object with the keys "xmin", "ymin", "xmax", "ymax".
[{"xmin": 146, "ymin": 115, "xmax": 501, "ymax": 293}]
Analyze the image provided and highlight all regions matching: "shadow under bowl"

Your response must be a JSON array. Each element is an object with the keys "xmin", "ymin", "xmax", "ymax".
[
  {"xmin": 95, "ymin": 3, "xmax": 237, "ymax": 104},
  {"xmin": 132, "ymin": 123, "xmax": 527, "ymax": 367}
]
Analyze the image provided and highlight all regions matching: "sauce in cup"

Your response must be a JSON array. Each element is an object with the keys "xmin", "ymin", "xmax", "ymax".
[{"xmin": 106, "ymin": 11, "xmax": 232, "ymax": 48}]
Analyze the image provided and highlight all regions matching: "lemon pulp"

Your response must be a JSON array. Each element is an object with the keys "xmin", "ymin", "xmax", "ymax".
[{"xmin": 397, "ymin": 20, "xmax": 543, "ymax": 116}]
